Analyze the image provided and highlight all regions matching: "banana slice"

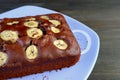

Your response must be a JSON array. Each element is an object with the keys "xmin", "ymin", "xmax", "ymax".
[
  {"xmin": 24, "ymin": 21, "xmax": 39, "ymax": 28},
  {"xmin": 25, "ymin": 45, "xmax": 38, "ymax": 60},
  {"xmin": 49, "ymin": 20, "xmax": 61, "ymax": 27},
  {"xmin": 0, "ymin": 52, "xmax": 8, "ymax": 67},
  {"xmin": 7, "ymin": 21, "xmax": 19, "ymax": 25},
  {"xmin": 25, "ymin": 18, "xmax": 36, "ymax": 21},
  {"xmin": 7, "ymin": 23, "xmax": 13, "ymax": 25},
  {"xmin": 40, "ymin": 16, "xmax": 49, "ymax": 20},
  {"xmin": 51, "ymin": 27, "xmax": 60, "ymax": 33},
  {"xmin": 53, "ymin": 39, "xmax": 68, "ymax": 50},
  {"xmin": 0, "ymin": 30, "xmax": 18, "ymax": 43},
  {"xmin": 27, "ymin": 28, "xmax": 43, "ymax": 39}
]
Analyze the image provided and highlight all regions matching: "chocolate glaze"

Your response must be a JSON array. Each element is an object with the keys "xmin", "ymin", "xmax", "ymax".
[{"xmin": 0, "ymin": 13, "xmax": 81, "ymax": 79}]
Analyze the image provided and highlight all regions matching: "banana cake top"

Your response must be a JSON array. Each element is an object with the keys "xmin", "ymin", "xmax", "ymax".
[{"xmin": 0, "ymin": 13, "xmax": 80, "ymax": 69}]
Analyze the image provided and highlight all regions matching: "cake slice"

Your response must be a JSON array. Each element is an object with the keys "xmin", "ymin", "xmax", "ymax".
[{"xmin": 0, "ymin": 13, "xmax": 81, "ymax": 79}]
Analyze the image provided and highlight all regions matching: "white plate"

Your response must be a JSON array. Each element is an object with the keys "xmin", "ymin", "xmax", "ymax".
[{"xmin": 0, "ymin": 6, "xmax": 100, "ymax": 80}]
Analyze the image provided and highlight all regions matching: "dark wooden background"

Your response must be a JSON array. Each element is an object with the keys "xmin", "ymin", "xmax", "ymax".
[{"xmin": 0, "ymin": 0, "xmax": 120, "ymax": 80}]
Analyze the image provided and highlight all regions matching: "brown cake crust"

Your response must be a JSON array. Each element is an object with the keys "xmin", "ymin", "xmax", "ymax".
[{"xmin": 0, "ymin": 13, "xmax": 81, "ymax": 79}]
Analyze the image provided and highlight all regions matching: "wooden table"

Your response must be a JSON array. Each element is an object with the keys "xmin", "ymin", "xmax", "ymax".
[{"xmin": 0, "ymin": 0, "xmax": 119, "ymax": 80}]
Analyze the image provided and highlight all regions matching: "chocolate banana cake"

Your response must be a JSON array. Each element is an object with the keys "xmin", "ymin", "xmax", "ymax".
[{"xmin": 0, "ymin": 13, "xmax": 81, "ymax": 79}]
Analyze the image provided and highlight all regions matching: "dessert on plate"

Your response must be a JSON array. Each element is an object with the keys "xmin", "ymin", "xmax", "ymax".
[{"xmin": 0, "ymin": 13, "xmax": 81, "ymax": 79}]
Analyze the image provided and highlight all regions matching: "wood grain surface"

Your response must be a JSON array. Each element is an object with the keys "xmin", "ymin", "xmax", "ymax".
[{"xmin": 0, "ymin": 0, "xmax": 119, "ymax": 80}]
